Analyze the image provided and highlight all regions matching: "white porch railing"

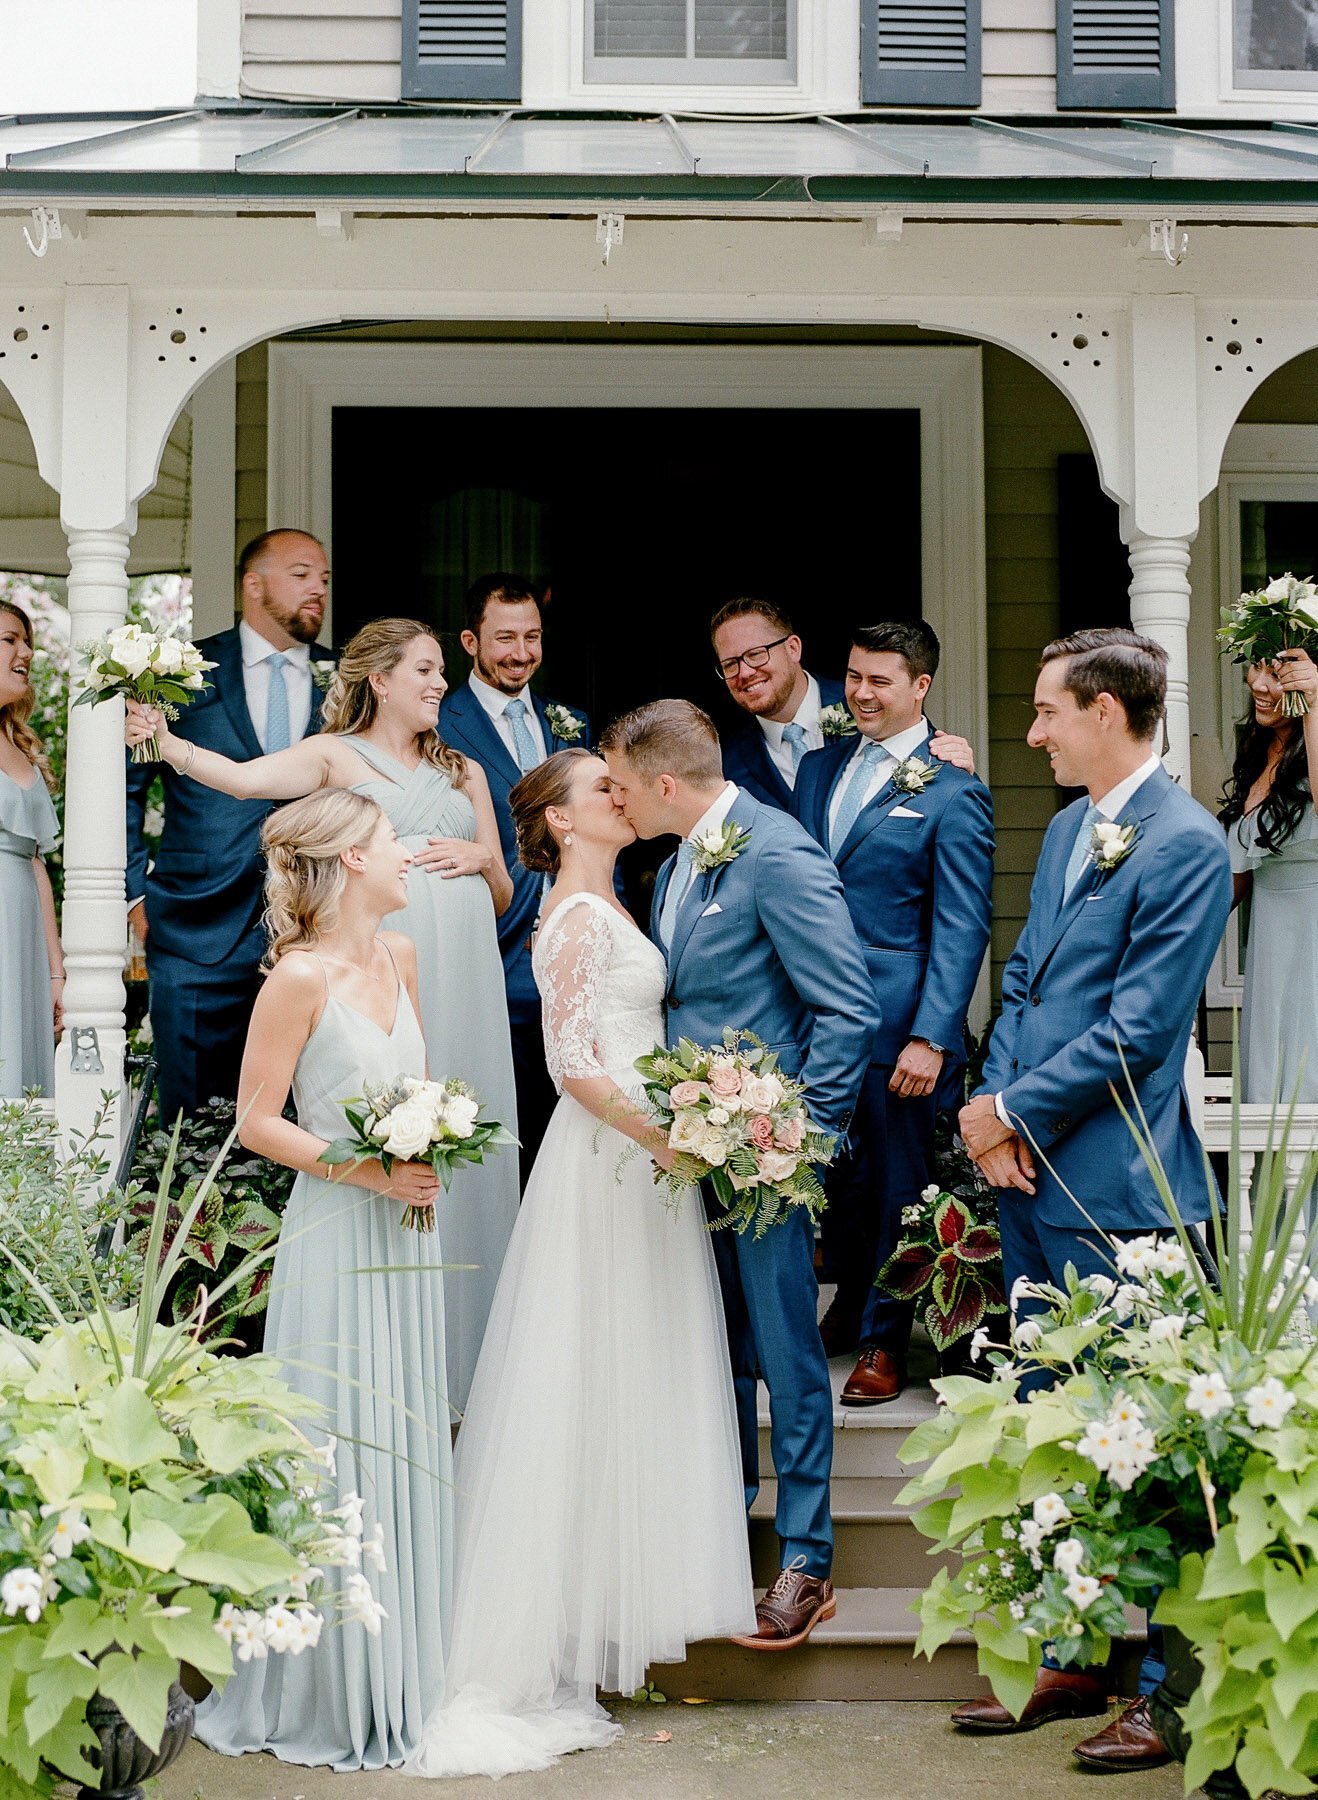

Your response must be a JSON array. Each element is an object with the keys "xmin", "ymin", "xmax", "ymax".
[{"xmin": 1199, "ymin": 1076, "xmax": 1318, "ymax": 1257}]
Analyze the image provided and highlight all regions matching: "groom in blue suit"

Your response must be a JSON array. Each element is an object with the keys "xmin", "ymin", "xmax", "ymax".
[
  {"xmin": 952, "ymin": 627, "xmax": 1231, "ymax": 1764},
  {"xmin": 602, "ymin": 699, "xmax": 874, "ymax": 1651},
  {"xmin": 437, "ymin": 573, "xmax": 594, "ymax": 1183},
  {"xmin": 126, "ymin": 529, "xmax": 335, "ymax": 1126},
  {"xmin": 793, "ymin": 621, "xmax": 994, "ymax": 1399}
]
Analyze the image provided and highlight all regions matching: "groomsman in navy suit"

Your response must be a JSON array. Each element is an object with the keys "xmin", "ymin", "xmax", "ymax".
[
  {"xmin": 126, "ymin": 529, "xmax": 335, "ymax": 1126},
  {"xmin": 951, "ymin": 627, "xmax": 1231, "ymax": 1765},
  {"xmin": 712, "ymin": 597, "xmax": 846, "ymax": 810},
  {"xmin": 603, "ymin": 699, "xmax": 873, "ymax": 1650},
  {"xmin": 437, "ymin": 573, "xmax": 594, "ymax": 1182},
  {"xmin": 793, "ymin": 621, "xmax": 994, "ymax": 1399}
]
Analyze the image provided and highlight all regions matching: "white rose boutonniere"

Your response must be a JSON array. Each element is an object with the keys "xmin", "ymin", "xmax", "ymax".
[
  {"xmin": 1089, "ymin": 817, "xmax": 1140, "ymax": 878},
  {"xmin": 819, "ymin": 703, "xmax": 858, "ymax": 741},
  {"xmin": 691, "ymin": 821, "xmax": 752, "ymax": 874},
  {"xmin": 545, "ymin": 703, "xmax": 586, "ymax": 744},
  {"xmin": 310, "ymin": 658, "xmax": 337, "ymax": 693},
  {"xmin": 890, "ymin": 755, "xmax": 941, "ymax": 797}
]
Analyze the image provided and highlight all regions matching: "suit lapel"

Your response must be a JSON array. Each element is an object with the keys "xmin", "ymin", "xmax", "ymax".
[
  {"xmin": 666, "ymin": 791, "xmax": 758, "ymax": 989},
  {"xmin": 835, "ymin": 777, "xmax": 911, "ymax": 865},
  {"xmin": 213, "ymin": 631, "xmax": 264, "ymax": 762},
  {"xmin": 750, "ymin": 730, "xmax": 793, "ymax": 810},
  {"xmin": 447, "ymin": 683, "xmax": 522, "ymax": 787}
]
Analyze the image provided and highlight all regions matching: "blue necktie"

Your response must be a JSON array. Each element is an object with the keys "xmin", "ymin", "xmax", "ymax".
[
  {"xmin": 830, "ymin": 741, "xmax": 887, "ymax": 854},
  {"xmin": 783, "ymin": 721, "xmax": 809, "ymax": 773},
  {"xmin": 660, "ymin": 840, "xmax": 697, "ymax": 949},
  {"xmin": 264, "ymin": 652, "xmax": 291, "ymax": 753},
  {"xmin": 1064, "ymin": 802, "xmax": 1102, "ymax": 898},
  {"xmin": 504, "ymin": 697, "xmax": 540, "ymax": 774}
]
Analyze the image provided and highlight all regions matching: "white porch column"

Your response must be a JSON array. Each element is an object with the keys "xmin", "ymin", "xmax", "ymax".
[
  {"xmin": 1127, "ymin": 532, "xmax": 1192, "ymax": 785},
  {"xmin": 54, "ymin": 288, "xmax": 134, "ymax": 1148}
]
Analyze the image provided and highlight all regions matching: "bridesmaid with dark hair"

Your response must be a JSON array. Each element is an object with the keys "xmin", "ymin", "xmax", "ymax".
[
  {"xmin": 1219, "ymin": 646, "xmax": 1318, "ymax": 1102},
  {"xmin": 0, "ymin": 600, "xmax": 64, "ymax": 1097}
]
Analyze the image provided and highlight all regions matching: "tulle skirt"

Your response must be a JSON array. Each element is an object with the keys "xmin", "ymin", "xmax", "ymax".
[{"xmin": 405, "ymin": 1084, "xmax": 755, "ymax": 1779}]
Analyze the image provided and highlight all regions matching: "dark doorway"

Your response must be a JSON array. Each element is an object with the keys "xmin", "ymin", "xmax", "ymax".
[{"xmin": 331, "ymin": 403, "xmax": 922, "ymax": 736}]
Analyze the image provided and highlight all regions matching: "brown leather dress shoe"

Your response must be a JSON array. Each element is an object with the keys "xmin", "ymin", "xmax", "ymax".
[
  {"xmin": 840, "ymin": 1347, "xmax": 905, "ymax": 1405},
  {"xmin": 1073, "ymin": 1695, "xmax": 1171, "ymax": 1768},
  {"xmin": 951, "ymin": 1666, "xmax": 1109, "ymax": 1733},
  {"xmin": 729, "ymin": 1558, "xmax": 836, "ymax": 1652}
]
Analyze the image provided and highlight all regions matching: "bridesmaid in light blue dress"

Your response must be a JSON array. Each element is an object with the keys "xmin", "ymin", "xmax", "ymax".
[
  {"xmin": 126, "ymin": 617, "xmax": 521, "ymax": 1411},
  {"xmin": 1220, "ymin": 649, "xmax": 1318, "ymax": 1103},
  {"xmin": 196, "ymin": 787, "xmax": 454, "ymax": 1771},
  {"xmin": 0, "ymin": 601, "xmax": 64, "ymax": 1098}
]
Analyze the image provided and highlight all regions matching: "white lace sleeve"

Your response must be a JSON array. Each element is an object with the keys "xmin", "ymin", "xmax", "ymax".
[{"xmin": 538, "ymin": 900, "xmax": 614, "ymax": 1090}]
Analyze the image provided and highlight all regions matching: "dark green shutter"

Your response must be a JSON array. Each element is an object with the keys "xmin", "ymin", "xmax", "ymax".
[
  {"xmin": 402, "ymin": 0, "xmax": 522, "ymax": 101},
  {"xmin": 861, "ymin": 1, "xmax": 982, "ymax": 107},
  {"xmin": 1056, "ymin": 0, "xmax": 1174, "ymax": 110}
]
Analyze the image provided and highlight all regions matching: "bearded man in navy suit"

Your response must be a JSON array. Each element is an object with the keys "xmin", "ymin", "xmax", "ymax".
[
  {"xmin": 950, "ymin": 628, "xmax": 1231, "ymax": 1766},
  {"xmin": 437, "ymin": 573, "xmax": 594, "ymax": 1181},
  {"xmin": 125, "ymin": 529, "xmax": 336, "ymax": 1126},
  {"xmin": 793, "ymin": 621, "xmax": 994, "ymax": 1398}
]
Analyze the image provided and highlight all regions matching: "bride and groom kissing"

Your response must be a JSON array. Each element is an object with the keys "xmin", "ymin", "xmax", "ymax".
[{"xmin": 403, "ymin": 695, "xmax": 875, "ymax": 1778}]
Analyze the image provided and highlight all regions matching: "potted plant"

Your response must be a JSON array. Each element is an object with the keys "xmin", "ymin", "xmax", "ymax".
[
  {"xmin": 0, "ymin": 1122, "xmax": 386, "ymax": 1799},
  {"xmin": 900, "ymin": 1071, "xmax": 1318, "ymax": 1800}
]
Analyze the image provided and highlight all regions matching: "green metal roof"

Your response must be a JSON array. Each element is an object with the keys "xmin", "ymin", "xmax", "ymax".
[{"xmin": 3, "ymin": 108, "xmax": 1318, "ymax": 211}]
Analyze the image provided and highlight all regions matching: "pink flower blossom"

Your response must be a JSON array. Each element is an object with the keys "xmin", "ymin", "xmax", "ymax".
[
  {"xmin": 774, "ymin": 1115, "xmax": 805, "ymax": 1151},
  {"xmin": 709, "ymin": 1060, "xmax": 743, "ymax": 1098},
  {"xmin": 749, "ymin": 1113, "xmax": 775, "ymax": 1149},
  {"xmin": 668, "ymin": 1081, "xmax": 704, "ymax": 1109},
  {"xmin": 756, "ymin": 1147, "xmax": 798, "ymax": 1183}
]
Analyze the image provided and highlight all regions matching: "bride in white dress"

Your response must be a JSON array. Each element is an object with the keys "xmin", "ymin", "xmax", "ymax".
[{"xmin": 407, "ymin": 749, "xmax": 755, "ymax": 1779}]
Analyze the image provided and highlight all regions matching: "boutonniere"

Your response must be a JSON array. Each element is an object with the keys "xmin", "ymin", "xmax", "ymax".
[
  {"xmin": 890, "ymin": 755, "xmax": 942, "ymax": 796},
  {"xmin": 545, "ymin": 703, "xmax": 586, "ymax": 744},
  {"xmin": 1089, "ymin": 817, "xmax": 1140, "ymax": 877},
  {"xmin": 310, "ymin": 659, "xmax": 337, "ymax": 693},
  {"xmin": 691, "ymin": 822, "xmax": 751, "ymax": 874},
  {"xmin": 819, "ymin": 703, "xmax": 858, "ymax": 741}
]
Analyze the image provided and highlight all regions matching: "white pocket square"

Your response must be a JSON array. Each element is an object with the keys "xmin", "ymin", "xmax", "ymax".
[
  {"xmin": 701, "ymin": 902, "xmax": 723, "ymax": 917},
  {"xmin": 890, "ymin": 805, "xmax": 924, "ymax": 819}
]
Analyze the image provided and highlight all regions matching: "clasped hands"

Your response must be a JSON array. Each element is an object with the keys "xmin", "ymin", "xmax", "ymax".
[{"xmin": 958, "ymin": 1092, "xmax": 1036, "ymax": 1195}]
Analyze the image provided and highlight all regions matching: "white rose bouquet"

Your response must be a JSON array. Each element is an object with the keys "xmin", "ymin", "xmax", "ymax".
[
  {"xmin": 76, "ymin": 623, "xmax": 215, "ymax": 761},
  {"xmin": 634, "ymin": 1029, "xmax": 836, "ymax": 1238},
  {"xmin": 319, "ymin": 1075, "xmax": 516, "ymax": 1231},
  {"xmin": 1218, "ymin": 572, "xmax": 1318, "ymax": 717}
]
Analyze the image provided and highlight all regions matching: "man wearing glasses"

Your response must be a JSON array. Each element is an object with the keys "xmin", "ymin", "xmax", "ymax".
[{"xmin": 711, "ymin": 598, "xmax": 974, "ymax": 812}]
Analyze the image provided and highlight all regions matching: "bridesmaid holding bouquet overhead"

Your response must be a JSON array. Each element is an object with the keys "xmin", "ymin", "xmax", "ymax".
[{"xmin": 124, "ymin": 617, "xmax": 520, "ymax": 1412}]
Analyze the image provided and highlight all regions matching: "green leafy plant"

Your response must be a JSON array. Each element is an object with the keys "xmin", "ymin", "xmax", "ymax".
[
  {"xmin": 0, "ymin": 1119, "xmax": 386, "ymax": 1798},
  {"xmin": 129, "ymin": 1099, "xmax": 293, "ymax": 1329},
  {"xmin": 900, "ymin": 1056, "xmax": 1318, "ymax": 1799}
]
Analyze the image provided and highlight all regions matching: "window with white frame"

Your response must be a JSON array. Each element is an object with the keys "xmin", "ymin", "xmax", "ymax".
[
  {"xmin": 1233, "ymin": 0, "xmax": 1318, "ymax": 91},
  {"xmin": 585, "ymin": 0, "xmax": 796, "ymax": 83}
]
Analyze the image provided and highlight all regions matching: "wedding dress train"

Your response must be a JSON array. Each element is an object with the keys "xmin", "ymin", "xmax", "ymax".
[{"xmin": 406, "ymin": 892, "xmax": 755, "ymax": 1778}]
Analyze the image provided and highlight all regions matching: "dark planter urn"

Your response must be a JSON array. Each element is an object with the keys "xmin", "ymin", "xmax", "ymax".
[
  {"xmin": 1149, "ymin": 1625, "xmax": 1248, "ymax": 1800},
  {"xmin": 76, "ymin": 1681, "xmax": 195, "ymax": 1800}
]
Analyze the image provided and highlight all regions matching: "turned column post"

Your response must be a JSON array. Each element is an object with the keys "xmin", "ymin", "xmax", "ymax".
[{"xmin": 1126, "ymin": 532, "xmax": 1192, "ymax": 785}]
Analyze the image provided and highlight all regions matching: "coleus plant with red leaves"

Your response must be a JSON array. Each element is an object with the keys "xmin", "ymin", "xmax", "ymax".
[{"xmin": 878, "ymin": 1179, "xmax": 1006, "ymax": 1353}]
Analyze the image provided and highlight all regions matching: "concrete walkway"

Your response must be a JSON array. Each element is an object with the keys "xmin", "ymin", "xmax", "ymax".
[{"xmin": 160, "ymin": 1700, "xmax": 1201, "ymax": 1799}]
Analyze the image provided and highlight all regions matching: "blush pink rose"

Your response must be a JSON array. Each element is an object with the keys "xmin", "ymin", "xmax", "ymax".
[
  {"xmin": 774, "ymin": 1115, "xmax": 805, "ymax": 1152},
  {"xmin": 668, "ymin": 1081, "xmax": 704, "ymax": 1109},
  {"xmin": 708, "ymin": 1059, "xmax": 743, "ymax": 1098},
  {"xmin": 755, "ymin": 1147, "xmax": 798, "ymax": 1183},
  {"xmin": 749, "ymin": 1113, "xmax": 775, "ymax": 1149}
]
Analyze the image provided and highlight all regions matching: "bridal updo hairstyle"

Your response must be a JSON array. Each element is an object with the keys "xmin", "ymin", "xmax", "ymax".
[
  {"xmin": 319, "ymin": 616, "xmax": 468, "ymax": 788},
  {"xmin": 260, "ymin": 787, "xmax": 383, "ymax": 967},
  {"xmin": 510, "ymin": 747, "xmax": 594, "ymax": 875}
]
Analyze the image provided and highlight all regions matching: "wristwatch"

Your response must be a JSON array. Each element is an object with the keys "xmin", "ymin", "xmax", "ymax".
[{"xmin": 918, "ymin": 1038, "xmax": 947, "ymax": 1056}]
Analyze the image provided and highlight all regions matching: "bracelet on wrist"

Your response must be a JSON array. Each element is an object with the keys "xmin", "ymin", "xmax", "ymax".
[
  {"xmin": 177, "ymin": 740, "xmax": 198, "ymax": 777},
  {"xmin": 50, "ymin": 973, "xmax": 66, "ymax": 983}
]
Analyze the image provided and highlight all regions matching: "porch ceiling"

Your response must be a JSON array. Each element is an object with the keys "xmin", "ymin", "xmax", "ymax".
[{"xmin": 5, "ymin": 109, "xmax": 1318, "ymax": 215}]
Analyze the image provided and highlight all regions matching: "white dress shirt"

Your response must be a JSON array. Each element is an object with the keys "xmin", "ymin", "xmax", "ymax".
[
  {"xmin": 469, "ymin": 672, "xmax": 548, "ymax": 768},
  {"xmin": 240, "ymin": 620, "xmax": 312, "ymax": 751},
  {"xmin": 826, "ymin": 716, "xmax": 931, "ymax": 840},
  {"xmin": 993, "ymin": 750, "xmax": 1163, "ymax": 1128},
  {"xmin": 758, "ymin": 673, "xmax": 824, "ymax": 789}
]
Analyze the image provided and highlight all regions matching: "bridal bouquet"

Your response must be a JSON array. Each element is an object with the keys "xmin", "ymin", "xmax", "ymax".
[
  {"xmin": 1218, "ymin": 572, "xmax": 1318, "ymax": 717},
  {"xmin": 635, "ymin": 1030, "xmax": 835, "ymax": 1238},
  {"xmin": 319, "ymin": 1076, "xmax": 516, "ymax": 1231},
  {"xmin": 76, "ymin": 623, "xmax": 215, "ymax": 760}
]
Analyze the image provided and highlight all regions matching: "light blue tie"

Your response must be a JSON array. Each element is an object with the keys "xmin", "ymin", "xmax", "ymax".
[
  {"xmin": 264, "ymin": 652, "xmax": 291, "ymax": 753},
  {"xmin": 660, "ymin": 840, "xmax": 697, "ymax": 949},
  {"xmin": 504, "ymin": 696, "xmax": 540, "ymax": 774},
  {"xmin": 783, "ymin": 721, "xmax": 809, "ymax": 773},
  {"xmin": 830, "ymin": 741, "xmax": 887, "ymax": 854},
  {"xmin": 1064, "ymin": 802, "xmax": 1102, "ymax": 898}
]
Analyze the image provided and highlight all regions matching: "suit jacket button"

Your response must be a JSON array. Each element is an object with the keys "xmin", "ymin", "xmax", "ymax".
[
  {"xmin": 669, "ymin": 997, "xmax": 681, "ymax": 1009},
  {"xmin": 1011, "ymin": 1058, "xmax": 1019, "ymax": 1071},
  {"xmin": 1030, "ymin": 993, "xmax": 1041, "ymax": 1006}
]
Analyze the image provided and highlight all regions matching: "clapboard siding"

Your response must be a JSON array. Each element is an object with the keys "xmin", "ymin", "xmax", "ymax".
[
  {"xmin": 235, "ymin": 344, "xmax": 270, "ymax": 560},
  {"xmin": 983, "ymin": 0, "xmax": 1056, "ymax": 111},
  {"xmin": 242, "ymin": 1, "xmax": 402, "ymax": 100}
]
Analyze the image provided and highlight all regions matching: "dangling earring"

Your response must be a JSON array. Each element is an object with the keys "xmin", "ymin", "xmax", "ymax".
[{"xmin": 564, "ymin": 833, "xmax": 574, "ymax": 847}]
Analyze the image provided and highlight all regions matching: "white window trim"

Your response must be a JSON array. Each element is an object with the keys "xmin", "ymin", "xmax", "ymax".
[
  {"xmin": 1179, "ymin": 0, "xmax": 1318, "ymax": 117},
  {"xmin": 267, "ymin": 338, "xmax": 987, "ymax": 783},
  {"xmin": 523, "ymin": 0, "xmax": 859, "ymax": 112}
]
